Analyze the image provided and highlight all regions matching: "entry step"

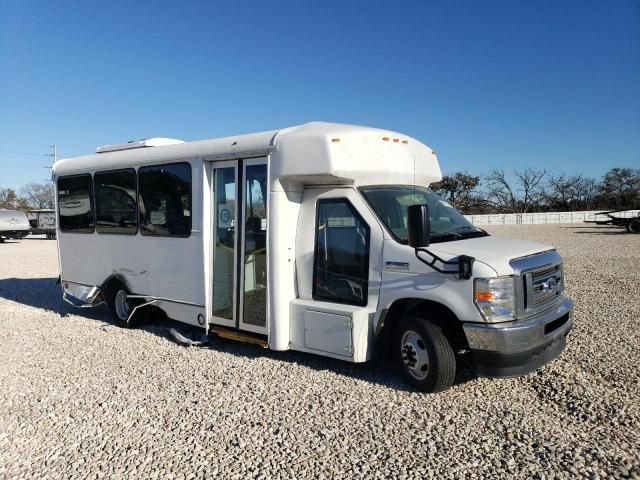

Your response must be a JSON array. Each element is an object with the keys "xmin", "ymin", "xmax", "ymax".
[{"xmin": 210, "ymin": 326, "xmax": 268, "ymax": 348}]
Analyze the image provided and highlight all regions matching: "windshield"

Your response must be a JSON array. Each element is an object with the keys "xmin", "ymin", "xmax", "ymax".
[{"xmin": 359, "ymin": 185, "xmax": 488, "ymax": 244}]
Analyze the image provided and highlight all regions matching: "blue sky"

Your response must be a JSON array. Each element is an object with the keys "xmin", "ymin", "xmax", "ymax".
[{"xmin": 1, "ymin": 0, "xmax": 638, "ymax": 190}]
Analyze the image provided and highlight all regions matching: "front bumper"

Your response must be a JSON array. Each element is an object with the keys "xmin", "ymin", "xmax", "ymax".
[{"xmin": 463, "ymin": 297, "xmax": 573, "ymax": 377}]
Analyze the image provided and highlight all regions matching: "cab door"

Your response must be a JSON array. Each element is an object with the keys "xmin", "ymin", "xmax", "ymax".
[{"xmin": 291, "ymin": 187, "xmax": 383, "ymax": 362}]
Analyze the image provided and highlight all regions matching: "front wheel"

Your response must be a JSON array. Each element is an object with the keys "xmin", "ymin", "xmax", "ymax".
[
  {"xmin": 395, "ymin": 316, "xmax": 456, "ymax": 393},
  {"xmin": 628, "ymin": 219, "xmax": 640, "ymax": 234}
]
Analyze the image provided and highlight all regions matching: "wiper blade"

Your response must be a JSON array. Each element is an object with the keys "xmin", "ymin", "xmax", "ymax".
[
  {"xmin": 459, "ymin": 230, "xmax": 490, "ymax": 239},
  {"xmin": 431, "ymin": 232, "xmax": 463, "ymax": 241}
]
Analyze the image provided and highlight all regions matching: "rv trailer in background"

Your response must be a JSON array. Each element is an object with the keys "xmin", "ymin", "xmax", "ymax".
[
  {"xmin": 27, "ymin": 209, "xmax": 57, "ymax": 239},
  {"xmin": 0, "ymin": 209, "xmax": 30, "ymax": 242}
]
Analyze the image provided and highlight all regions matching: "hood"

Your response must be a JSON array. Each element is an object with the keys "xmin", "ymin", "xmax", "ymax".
[{"xmin": 429, "ymin": 235, "xmax": 555, "ymax": 276}]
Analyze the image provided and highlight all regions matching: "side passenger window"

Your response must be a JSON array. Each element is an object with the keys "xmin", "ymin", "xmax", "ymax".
[
  {"xmin": 138, "ymin": 162, "xmax": 191, "ymax": 237},
  {"xmin": 57, "ymin": 174, "xmax": 94, "ymax": 233},
  {"xmin": 313, "ymin": 199, "xmax": 370, "ymax": 306},
  {"xmin": 94, "ymin": 169, "xmax": 137, "ymax": 234}
]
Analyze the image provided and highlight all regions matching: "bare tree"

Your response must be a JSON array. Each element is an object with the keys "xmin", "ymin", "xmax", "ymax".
[
  {"xmin": 483, "ymin": 168, "xmax": 547, "ymax": 213},
  {"xmin": 19, "ymin": 182, "xmax": 55, "ymax": 209}
]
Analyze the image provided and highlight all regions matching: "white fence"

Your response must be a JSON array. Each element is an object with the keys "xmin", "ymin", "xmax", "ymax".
[{"xmin": 465, "ymin": 210, "xmax": 640, "ymax": 226}]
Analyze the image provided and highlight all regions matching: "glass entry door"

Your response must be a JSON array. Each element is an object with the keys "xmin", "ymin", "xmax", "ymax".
[
  {"xmin": 211, "ymin": 162, "xmax": 237, "ymax": 327},
  {"xmin": 211, "ymin": 159, "xmax": 268, "ymax": 334},
  {"xmin": 239, "ymin": 159, "xmax": 268, "ymax": 334}
]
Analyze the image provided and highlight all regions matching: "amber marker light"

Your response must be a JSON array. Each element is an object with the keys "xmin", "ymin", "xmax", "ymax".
[
  {"xmin": 382, "ymin": 137, "xmax": 390, "ymax": 141},
  {"xmin": 331, "ymin": 138, "xmax": 340, "ymax": 143},
  {"xmin": 402, "ymin": 140, "xmax": 408, "ymax": 144},
  {"xmin": 474, "ymin": 291, "xmax": 494, "ymax": 302}
]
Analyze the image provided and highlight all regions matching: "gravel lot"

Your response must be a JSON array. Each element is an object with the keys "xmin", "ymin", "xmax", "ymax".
[{"xmin": 1, "ymin": 225, "xmax": 639, "ymax": 479}]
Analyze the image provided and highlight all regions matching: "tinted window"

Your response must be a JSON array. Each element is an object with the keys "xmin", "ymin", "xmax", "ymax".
[
  {"xmin": 95, "ymin": 169, "xmax": 137, "ymax": 234},
  {"xmin": 138, "ymin": 162, "xmax": 191, "ymax": 237},
  {"xmin": 313, "ymin": 199, "xmax": 370, "ymax": 306},
  {"xmin": 58, "ymin": 174, "xmax": 94, "ymax": 233}
]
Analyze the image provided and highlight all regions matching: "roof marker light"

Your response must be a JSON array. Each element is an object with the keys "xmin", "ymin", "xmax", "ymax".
[
  {"xmin": 402, "ymin": 140, "xmax": 408, "ymax": 144},
  {"xmin": 393, "ymin": 138, "xmax": 399, "ymax": 142},
  {"xmin": 331, "ymin": 138, "xmax": 340, "ymax": 143},
  {"xmin": 382, "ymin": 137, "xmax": 390, "ymax": 141}
]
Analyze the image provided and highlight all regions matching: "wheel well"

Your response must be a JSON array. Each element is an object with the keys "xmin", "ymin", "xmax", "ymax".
[
  {"xmin": 375, "ymin": 299, "xmax": 469, "ymax": 356},
  {"xmin": 100, "ymin": 275, "xmax": 131, "ymax": 301}
]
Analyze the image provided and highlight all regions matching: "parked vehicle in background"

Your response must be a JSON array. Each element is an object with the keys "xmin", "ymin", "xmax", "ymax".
[
  {"xmin": 53, "ymin": 122, "xmax": 574, "ymax": 392},
  {"xmin": 584, "ymin": 209, "xmax": 640, "ymax": 234},
  {"xmin": 27, "ymin": 209, "xmax": 57, "ymax": 239},
  {"xmin": 0, "ymin": 209, "xmax": 30, "ymax": 242}
]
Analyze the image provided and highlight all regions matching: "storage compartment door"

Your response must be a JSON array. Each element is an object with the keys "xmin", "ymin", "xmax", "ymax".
[{"xmin": 304, "ymin": 310, "xmax": 352, "ymax": 357}]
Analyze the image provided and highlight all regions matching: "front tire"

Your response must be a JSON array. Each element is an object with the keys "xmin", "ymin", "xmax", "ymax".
[
  {"xmin": 395, "ymin": 316, "xmax": 456, "ymax": 393},
  {"xmin": 628, "ymin": 219, "xmax": 640, "ymax": 234}
]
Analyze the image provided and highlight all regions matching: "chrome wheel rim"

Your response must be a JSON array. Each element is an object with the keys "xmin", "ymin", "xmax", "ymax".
[
  {"xmin": 401, "ymin": 330, "xmax": 430, "ymax": 380},
  {"xmin": 115, "ymin": 290, "xmax": 129, "ymax": 321}
]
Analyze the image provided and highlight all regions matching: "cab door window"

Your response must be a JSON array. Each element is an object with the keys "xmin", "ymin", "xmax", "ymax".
[{"xmin": 313, "ymin": 199, "xmax": 370, "ymax": 306}]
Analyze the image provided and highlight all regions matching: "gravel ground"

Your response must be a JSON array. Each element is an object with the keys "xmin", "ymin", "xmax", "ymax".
[{"xmin": 1, "ymin": 225, "xmax": 639, "ymax": 479}]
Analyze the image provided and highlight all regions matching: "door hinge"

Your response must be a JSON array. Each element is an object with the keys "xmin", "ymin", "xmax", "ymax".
[
  {"xmin": 344, "ymin": 346, "xmax": 353, "ymax": 354},
  {"xmin": 344, "ymin": 320, "xmax": 353, "ymax": 329}
]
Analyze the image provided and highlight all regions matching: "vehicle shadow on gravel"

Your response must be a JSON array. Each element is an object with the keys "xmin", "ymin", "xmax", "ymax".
[
  {"xmin": 142, "ymin": 321, "xmax": 478, "ymax": 392},
  {"xmin": 0, "ymin": 276, "xmax": 478, "ymax": 392},
  {"xmin": 0, "ymin": 277, "xmax": 105, "ymax": 320}
]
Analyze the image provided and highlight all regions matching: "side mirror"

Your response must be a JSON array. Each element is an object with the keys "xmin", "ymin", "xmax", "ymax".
[{"xmin": 407, "ymin": 204, "xmax": 431, "ymax": 248}]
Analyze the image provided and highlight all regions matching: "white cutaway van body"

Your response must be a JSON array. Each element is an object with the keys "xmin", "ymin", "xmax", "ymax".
[{"xmin": 53, "ymin": 122, "xmax": 573, "ymax": 392}]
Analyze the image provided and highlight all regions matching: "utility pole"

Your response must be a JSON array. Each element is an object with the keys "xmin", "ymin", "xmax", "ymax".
[
  {"xmin": 47, "ymin": 145, "xmax": 56, "ymax": 181},
  {"xmin": 49, "ymin": 145, "xmax": 57, "ymax": 165}
]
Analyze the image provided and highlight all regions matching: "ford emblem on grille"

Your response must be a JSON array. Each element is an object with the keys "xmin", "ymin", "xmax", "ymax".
[{"xmin": 541, "ymin": 277, "xmax": 559, "ymax": 292}]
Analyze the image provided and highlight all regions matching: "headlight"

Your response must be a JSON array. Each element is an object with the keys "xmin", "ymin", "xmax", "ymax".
[{"xmin": 474, "ymin": 276, "xmax": 515, "ymax": 322}]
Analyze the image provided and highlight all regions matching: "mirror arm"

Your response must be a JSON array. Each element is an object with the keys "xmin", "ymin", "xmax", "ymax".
[{"xmin": 414, "ymin": 248, "xmax": 475, "ymax": 280}]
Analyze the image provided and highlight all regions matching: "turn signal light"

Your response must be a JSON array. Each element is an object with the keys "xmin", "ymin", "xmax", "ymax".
[{"xmin": 475, "ymin": 291, "xmax": 494, "ymax": 302}]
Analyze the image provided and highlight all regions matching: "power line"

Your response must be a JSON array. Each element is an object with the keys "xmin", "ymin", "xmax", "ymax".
[{"xmin": 0, "ymin": 149, "xmax": 50, "ymax": 157}]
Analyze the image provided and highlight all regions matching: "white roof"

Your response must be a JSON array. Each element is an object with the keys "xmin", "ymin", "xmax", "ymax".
[{"xmin": 53, "ymin": 122, "xmax": 442, "ymax": 187}]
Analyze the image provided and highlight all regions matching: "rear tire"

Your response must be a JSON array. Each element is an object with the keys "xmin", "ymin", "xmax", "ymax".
[
  {"xmin": 395, "ymin": 316, "xmax": 456, "ymax": 393},
  {"xmin": 107, "ymin": 284, "xmax": 134, "ymax": 328}
]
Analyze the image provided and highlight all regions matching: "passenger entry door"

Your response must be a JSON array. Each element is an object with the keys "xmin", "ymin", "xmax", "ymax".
[{"xmin": 210, "ymin": 158, "xmax": 268, "ymax": 334}]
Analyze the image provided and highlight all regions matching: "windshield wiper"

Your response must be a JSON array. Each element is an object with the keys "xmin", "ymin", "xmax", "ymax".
[
  {"xmin": 430, "ymin": 232, "xmax": 463, "ymax": 241},
  {"xmin": 459, "ymin": 230, "xmax": 489, "ymax": 239}
]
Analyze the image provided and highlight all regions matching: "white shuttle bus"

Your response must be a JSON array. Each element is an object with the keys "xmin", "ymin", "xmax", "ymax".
[{"xmin": 53, "ymin": 122, "xmax": 573, "ymax": 392}]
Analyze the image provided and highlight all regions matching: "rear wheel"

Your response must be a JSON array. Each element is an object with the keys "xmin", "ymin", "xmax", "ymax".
[
  {"xmin": 628, "ymin": 219, "xmax": 640, "ymax": 234},
  {"xmin": 395, "ymin": 316, "xmax": 456, "ymax": 393},
  {"xmin": 107, "ymin": 284, "xmax": 134, "ymax": 327}
]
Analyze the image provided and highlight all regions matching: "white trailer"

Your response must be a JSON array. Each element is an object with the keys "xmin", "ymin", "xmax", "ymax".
[
  {"xmin": 53, "ymin": 122, "xmax": 573, "ymax": 392},
  {"xmin": 0, "ymin": 209, "xmax": 30, "ymax": 242},
  {"xmin": 27, "ymin": 209, "xmax": 57, "ymax": 239}
]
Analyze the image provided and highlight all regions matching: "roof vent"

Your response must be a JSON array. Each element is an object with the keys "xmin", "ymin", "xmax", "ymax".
[{"xmin": 96, "ymin": 137, "xmax": 184, "ymax": 154}]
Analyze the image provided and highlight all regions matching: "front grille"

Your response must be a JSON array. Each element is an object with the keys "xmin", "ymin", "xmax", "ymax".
[
  {"xmin": 531, "ymin": 264, "xmax": 563, "ymax": 306},
  {"xmin": 510, "ymin": 250, "xmax": 564, "ymax": 319}
]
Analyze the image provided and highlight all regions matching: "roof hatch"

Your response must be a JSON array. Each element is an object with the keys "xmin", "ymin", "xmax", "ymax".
[{"xmin": 96, "ymin": 137, "xmax": 184, "ymax": 154}]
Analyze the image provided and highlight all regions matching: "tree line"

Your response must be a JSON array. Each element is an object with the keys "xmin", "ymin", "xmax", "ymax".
[
  {"xmin": 1, "ymin": 167, "xmax": 639, "ymax": 215},
  {"xmin": 430, "ymin": 167, "xmax": 640, "ymax": 215},
  {"xmin": 0, "ymin": 183, "xmax": 55, "ymax": 210}
]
